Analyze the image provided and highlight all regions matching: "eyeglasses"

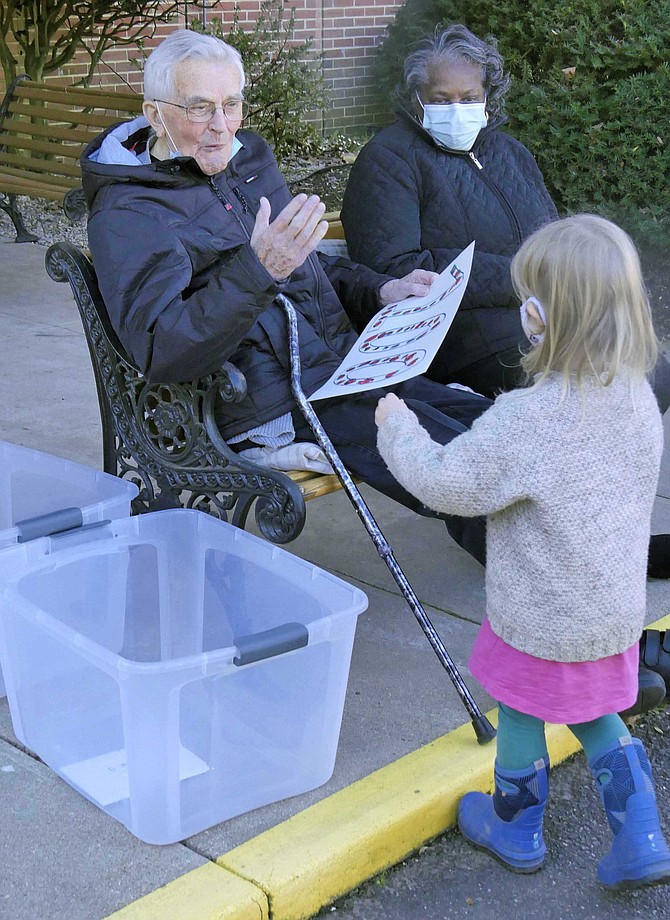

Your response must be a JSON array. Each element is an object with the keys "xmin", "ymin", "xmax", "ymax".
[{"xmin": 154, "ymin": 99, "xmax": 247, "ymax": 123}]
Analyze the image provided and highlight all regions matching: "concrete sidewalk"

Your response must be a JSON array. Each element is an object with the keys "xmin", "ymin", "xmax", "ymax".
[{"xmin": 1, "ymin": 237, "xmax": 670, "ymax": 920}]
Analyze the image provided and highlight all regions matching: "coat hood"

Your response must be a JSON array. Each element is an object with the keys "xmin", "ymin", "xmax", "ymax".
[
  {"xmin": 82, "ymin": 117, "xmax": 192, "ymax": 209},
  {"xmin": 81, "ymin": 117, "xmax": 243, "ymax": 209}
]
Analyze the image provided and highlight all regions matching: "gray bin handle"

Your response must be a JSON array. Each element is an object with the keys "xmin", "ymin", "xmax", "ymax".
[
  {"xmin": 16, "ymin": 507, "xmax": 83, "ymax": 542},
  {"xmin": 233, "ymin": 622, "xmax": 309, "ymax": 666}
]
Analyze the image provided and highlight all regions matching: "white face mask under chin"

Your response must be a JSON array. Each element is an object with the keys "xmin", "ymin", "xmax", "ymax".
[{"xmin": 420, "ymin": 99, "xmax": 488, "ymax": 151}]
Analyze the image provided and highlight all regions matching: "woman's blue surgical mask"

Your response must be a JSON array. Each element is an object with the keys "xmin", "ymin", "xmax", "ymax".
[{"xmin": 417, "ymin": 93, "xmax": 487, "ymax": 152}]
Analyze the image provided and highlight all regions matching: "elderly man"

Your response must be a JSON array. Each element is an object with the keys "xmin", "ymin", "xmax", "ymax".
[{"xmin": 81, "ymin": 28, "xmax": 491, "ymax": 560}]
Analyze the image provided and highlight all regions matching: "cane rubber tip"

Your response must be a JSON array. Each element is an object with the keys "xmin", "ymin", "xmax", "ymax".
[{"xmin": 472, "ymin": 715, "xmax": 497, "ymax": 745}]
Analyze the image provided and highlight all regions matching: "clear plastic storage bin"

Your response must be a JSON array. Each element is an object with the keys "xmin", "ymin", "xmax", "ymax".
[
  {"xmin": 0, "ymin": 508, "xmax": 367, "ymax": 844},
  {"xmin": 0, "ymin": 440, "xmax": 138, "ymax": 696}
]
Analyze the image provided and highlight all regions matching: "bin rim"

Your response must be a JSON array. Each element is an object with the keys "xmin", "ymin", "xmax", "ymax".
[{"xmin": 0, "ymin": 587, "xmax": 364, "ymax": 680}]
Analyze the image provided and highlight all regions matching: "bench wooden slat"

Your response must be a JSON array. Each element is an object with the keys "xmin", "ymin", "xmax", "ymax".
[
  {"xmin": 0, "ymin": 149, "xmax": 82, "ymax": 179},
  {"xmin": 51, "ymin": 84, "xmax": 144, "ymax": 108},
  {"xmin": 14, "ymin": 83, "xmax": 143, "ymax": 113},
  {"xmin": 323, "ymin": 211, "xmax": 344, "ymax": 239},
  {"xmin": 294, "ymin": 473, "xmax": 348, "ymax": 500},
  {"xmin": 0, "ymin": 152, "xmax": 83, "ymax": 182},
  {"xmin": 0, "ymin": 175, "xmax": 66, "ymax": 201},
  {"xmin": 286, "ymin": 469, "xmax": 320, "ymax": 483},
  {"xmin": 0, "ymin": 132, "xmax": 88, "ymax": 161},
  {"xmin": 0, "ymin": 162, "xmax": 79, "ymax": 189},
  {"xmin": 8, "ymin": 98, "xmax": 135, "ymax": 130},
  {"xmin": 286, "ymin": 469, "xmax": 359, "ymax": 500},
  {"xmin": 5, "ymin": 107, "xmax": 110, "ymax": 142},
  {"xmin": 3, "ymin": 123, "xmax": 95, "ymax": 148}
]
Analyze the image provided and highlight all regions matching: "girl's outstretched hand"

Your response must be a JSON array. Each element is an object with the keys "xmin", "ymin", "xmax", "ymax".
[{"xmin": 375, "ymin": 393, "xmax": 410, "ymax": 427}]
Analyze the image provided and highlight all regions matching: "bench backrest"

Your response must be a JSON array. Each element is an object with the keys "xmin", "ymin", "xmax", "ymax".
[{"xmin": 0, "ymin": 77, "xmax": 143, "ymax": 200}]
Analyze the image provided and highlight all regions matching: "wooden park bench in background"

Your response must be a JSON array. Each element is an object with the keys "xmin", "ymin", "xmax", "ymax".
[
  {"xmin": 44, "ymin": 212, "xmax": 354, "ymax": 545},
  {"xmin": 0, "ymin": 75, "xmax": 143, "ymax": 242}
]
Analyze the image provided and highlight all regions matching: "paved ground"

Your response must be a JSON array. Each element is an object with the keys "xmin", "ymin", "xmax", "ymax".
[
  {"xmin": 317, "ymin": 704, "xmax": 670, "ymax": 920},
  {"xmin": 1, "ymin": 236, "xmax": 670, "ymax": 920}
]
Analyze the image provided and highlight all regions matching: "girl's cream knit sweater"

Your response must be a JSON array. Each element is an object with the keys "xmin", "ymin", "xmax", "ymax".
[{"xmin": 377, "ymin": 375, "xmax": 663, "ymax": 662}]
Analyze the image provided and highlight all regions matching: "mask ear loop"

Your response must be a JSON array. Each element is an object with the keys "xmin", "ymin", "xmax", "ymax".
[
  {"xmin": 525, "ymin": 296, "xmax": 547, "ymax": 327},
  {"xmin": 521, "ymin": 296, "xmax": 547, "ymax": 346},
  {"xmin": 414, "ymin": 90, "xmax": 427, "ymax": 122},
  {"xmin": 154, "ymin": 101, "xmax": 181, "ymax": 157}
]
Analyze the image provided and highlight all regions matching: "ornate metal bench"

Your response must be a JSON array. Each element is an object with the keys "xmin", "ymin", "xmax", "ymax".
[{"xmin": 45, "ymin": 241, "xmax": 350, "ymax": 544}]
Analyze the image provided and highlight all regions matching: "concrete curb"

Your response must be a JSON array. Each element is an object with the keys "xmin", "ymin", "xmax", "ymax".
[{"xmin": 106, "ymin": 613, "xmax": 670, "ymax": 920}]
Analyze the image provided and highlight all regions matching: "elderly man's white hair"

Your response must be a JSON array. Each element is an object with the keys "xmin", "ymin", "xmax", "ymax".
[{"xmin": 143, "ymin": 29, "xmax": 246, "ymax": 102}]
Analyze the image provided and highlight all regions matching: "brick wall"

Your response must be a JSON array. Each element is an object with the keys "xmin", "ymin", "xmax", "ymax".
[{"xmin": 1, "ymin": 1, "xmax": 402, "ymax": 134}]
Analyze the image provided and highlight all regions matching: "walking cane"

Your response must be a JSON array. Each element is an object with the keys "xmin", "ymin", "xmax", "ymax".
[{"xmin": 277, "ymin": 293, "xmax": 496, "ymax": 745}]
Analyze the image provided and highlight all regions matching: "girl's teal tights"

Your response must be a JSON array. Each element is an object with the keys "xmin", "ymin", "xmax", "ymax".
[{"xmin": 496, "ymin": 702, "xmax": 631, "ymax": 770}]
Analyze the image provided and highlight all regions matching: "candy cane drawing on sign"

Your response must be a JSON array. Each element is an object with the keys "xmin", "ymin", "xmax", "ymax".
[{"xmin": 309, "ymin": 241, "xmax": 475, "ymax": 401}]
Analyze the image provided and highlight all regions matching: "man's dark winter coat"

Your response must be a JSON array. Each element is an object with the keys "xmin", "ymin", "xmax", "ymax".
[{"xmin": 82, "ymin": 120, "xmax": 391, "ymax": 440}]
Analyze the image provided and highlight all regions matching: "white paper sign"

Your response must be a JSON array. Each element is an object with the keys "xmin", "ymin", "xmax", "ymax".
[{"xmin": 309, "ymin": 241, "xmax": 475, "ymax": 401}]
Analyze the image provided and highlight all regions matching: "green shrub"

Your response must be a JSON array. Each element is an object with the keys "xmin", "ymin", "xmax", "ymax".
[
  {"xmin": 192, "ymin": 0, "xmax": 329, "ymax": 158},
  {"xmin": 375, "ymin": 0, "xmax": 670, "ymax": 245}
]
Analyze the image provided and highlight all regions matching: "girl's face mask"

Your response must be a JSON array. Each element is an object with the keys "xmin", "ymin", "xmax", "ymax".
[
  {"xmin": 417, "ymin": 93, "xmax": 487, "ymax": 151},
  {"xmin": 520, "ymin": 296, "xmax": 547, "ymax": 346}
]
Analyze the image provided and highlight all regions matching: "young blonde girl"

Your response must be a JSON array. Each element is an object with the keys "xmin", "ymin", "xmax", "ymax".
[{"xmin": 375, "ymin": 214, "xmax": 670, "ymax": 889}]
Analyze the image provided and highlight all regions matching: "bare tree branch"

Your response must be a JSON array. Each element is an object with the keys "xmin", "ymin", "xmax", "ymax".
[{"xmin": 1, "ymin": 1, "xmax": 213, "ymax": 85}]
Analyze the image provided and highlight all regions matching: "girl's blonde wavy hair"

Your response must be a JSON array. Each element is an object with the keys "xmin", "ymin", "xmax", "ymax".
[{"xmin": 511, "ymin": 214, "xmax": 658, "ymax": 386}]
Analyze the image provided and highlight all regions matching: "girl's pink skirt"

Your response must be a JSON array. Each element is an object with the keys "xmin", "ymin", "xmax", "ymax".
[{"xmin": 469, "ymin": 617, "xmax": 639, "ymax": 724}]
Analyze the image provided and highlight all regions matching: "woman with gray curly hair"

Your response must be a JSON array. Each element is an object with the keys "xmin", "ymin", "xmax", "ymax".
[
  {"xmin": 342, "ymin": 24, "xmax": 557, "ymax": 396},
  {"xmin": 399, "ymin": 23, "xmax": 510, "ymax": 123}
]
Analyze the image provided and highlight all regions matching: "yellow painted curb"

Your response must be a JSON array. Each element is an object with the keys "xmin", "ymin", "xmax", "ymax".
[
  {"xmin": 103, "ymin": 862, "xmax": 268, "ymax": 919},
  {"xmin": 107, "ymin": 612, "xmax": 670, "ymax": 920},
  {"xmin": 218, "ymin": 709, "xmax": 580, "ymax": 920},
  {"xmin": 649, "ymin": 613, "xmax": 670, "ymax": 632}
]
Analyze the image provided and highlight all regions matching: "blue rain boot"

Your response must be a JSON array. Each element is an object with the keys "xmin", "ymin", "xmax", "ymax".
[
  {"xmin": 457, "ymin": 756, "xmax": 549, "ymax": 872},
  {"xmin": 590, "ymin": 736, "xmax": 670, "ymax": 890}
]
